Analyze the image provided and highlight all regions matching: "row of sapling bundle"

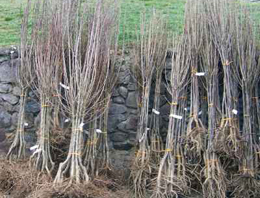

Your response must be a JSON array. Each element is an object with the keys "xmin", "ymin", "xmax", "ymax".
[
  {"xmin": 85, "ymin": 39, "xmax": 120, "ymax": 177},
  {"xmin": 200, "ymin": 13, "xmax": 226, "ymax": 198},
  {"xmin": 152, "ymin": 36, "xmax": 190, "ymax": 198},
  {"xmin": 29, "ymin": 0, "xmax": 63, "ymax": 174},
  {"xmin": 130, "ymin": 11, "xmax": 168, "ymax": 198},
  {"xmin": 83, "ymin": 1, "xmax": 119, "ymax": 177},
  {"xmin": 184, "ymin": 0, "xmax": 207, "ymax": 163},
  {"xmin": 7, "ymin": 0, "xmax": 35, "ymax": 160},
  {"xmin": 54, "ymin": 0, "xmax": 119, "ymax": 185},
  {"xmin": 199, "ymin": 1, "xmax": 231, "ymax": 197},
  {"xmin": 149, "ymin": 20, "xmax": 169, "ymax": 167},
  {"xmin": 205, "ymin": 0, "xmax": 243, "ymax": 160},
  {"xmin": 231, "ymin": 5, "xmax": 260, "ymax": 197}
]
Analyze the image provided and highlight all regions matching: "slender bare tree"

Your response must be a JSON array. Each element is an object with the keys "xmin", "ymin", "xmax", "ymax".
[
  {"xmin": 7, "ymin": 0, "xmax": 35, "ymax": 160},
  {"xmin": 130, "ymin": 11, "xmax": 168, "ymax": 198},
  {"xmin": 152, "ymin": 36, "xmax": 190, "ymax": 198},
  {"xmin": 28, "ymin": 0, "xmax": 64, "ymax": 174},
  {"xmin": 54, "ymin": 0, "xmax": 118, "ymax": 185}
]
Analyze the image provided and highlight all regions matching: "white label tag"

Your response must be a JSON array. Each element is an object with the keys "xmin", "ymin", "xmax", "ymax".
[
  {"xmin": 24, "ymin": 122, "xmax": 29, "ymax": 126},
  {"xmin": 33, "ymin": 148, "xmax": 42, "ymax": 155},
  {"xmin": 152, "ymin": 109, "xmax": 160, "ymax": 115},
  {"xmin": 232, "ymin": 109, "xmax": 238, "ymax": 115},
  {"xmin": 59, "ymin": 82, "xmax": 69, "ymax": 90},
  {"xmin": 195, "ymin": 72, "xmax": 205, "ymax": 76},
  {"xmin": 169, "ymin": 114, "xmax": 183, "ymax": 120},
  {"xmin": 30, "ymin": 145, "xmax": 39, "ymax": 151},
  {"xmin": 184, "ymin": 108, "xmax": 187, "ymax": 111},
  {"xmin": 96, "ymin": 129, "xmax": 102, "ymax": 133},
  {"xmin": 64, "ymin": 119, "xmax": 70, "ymax": 123}
]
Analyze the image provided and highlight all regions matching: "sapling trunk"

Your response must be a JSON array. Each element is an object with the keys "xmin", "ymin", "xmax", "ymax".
[
  {"xmin": 152, "ymin": 36, "xmax": 190, "ymax": 198},
  {"xmin": 54, "ymin": 0, "xmax": 118, "ymax": 186},
  {"xmin": 96, "ymin": 109, "xmax": 111, "ymax": 173},
  {"xmin": 131, "ymin": 11, "xmax": 168, "ymax": 198},
  {"xmin": 7, "ymin": 0, "xmax": 33, "ymax": 160},
  {"xmin": 30, "ymin": 96, "xmax": 54, "ymax": 174},
  {"xmin": 84, "ymin": 118, "xmax": 99, "ymax": 177},
  {"xmin": 54, "ymin": 117, "xmax": 89, "ymax": 184},
  {"xmin": 150, "ymin": 70, "xmax": 164, "ymax": 164},
  {"xmin": 7, "ymin": 88, "xmax": 28, "ymax": 160},
  {"xmin": 184, "ymin": 0, "xmax": 207, "ymax": 163}
]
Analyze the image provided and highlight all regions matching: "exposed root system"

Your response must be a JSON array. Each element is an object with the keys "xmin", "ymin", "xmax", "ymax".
[
  {"xmin": 214, "ymin": 120, "xmax": 244, "ymax": 159},
  {"xmin": 0, "ymin": 160, "xmax": 51, "ymax": 198},
  {"xmin": 231, "ymin": 174, "xmax": 260, "ymax": 198},
  {"xmin": 6, "ymin": 89, "xmax": 28, "ymax": 160},
  {"xmin": 202, "ymin": 152, "xmax": 227, "ymax": 198}
]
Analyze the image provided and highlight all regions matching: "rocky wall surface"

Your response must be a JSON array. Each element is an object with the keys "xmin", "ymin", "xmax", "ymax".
[
  {"xmin": 0, "ymin": 47, "xmax": 172, "ymax": 158},
  {"xmin": 0, "ymin": 47, "xmax": 41, "ymax": 154}
]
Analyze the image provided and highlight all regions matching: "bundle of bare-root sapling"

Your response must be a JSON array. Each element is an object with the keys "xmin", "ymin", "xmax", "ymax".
[
  {"xmin": 152, "ymin": 36, "xmax": 190, "ymax": 198},
  {"xmin": 29, "ymin": 0, "xmax": 64, "ymax": 174},
  {"xmin": 7, "ymin": 0, "xmax": 35, "ymax": 160},
  {"xmin": 54, "ymin": 0, "xmax": 118, "ymax": 186},
  {"xmin": 199, "ymin": 1, "xmax": 234, "ymax": 197},
  {"xmin": 201, "ymin": 23, "xmax": 226, "ymax": 198},
  {"xmin": 148, "ymin": 18, "xmax": 168, "ymax": 171},
  {"xmin": 185, "ymin": 0, "xmax": 207, "ymax": 163},
  {"xmin": 130, "ymin": 12, "xmax": 168, "ymax": 198},
  {"xmin": 205, "ymin": 0, "xmax": 243, "ymax": 161},
  {"xmin": 83, "ymin": 5, "xmax": 119, "ymax": 176},
  {"xmin": 231, "ymin": 6, "xmax": 260, "ymax": 197}
]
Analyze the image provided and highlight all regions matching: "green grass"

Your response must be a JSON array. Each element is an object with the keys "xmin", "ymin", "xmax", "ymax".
[
  {"xmin": 120, "ymin": 0, "xmax": 186, "ymax": 44},
  {"xmin": 0, "ymin": 0, "xmax": 27, "ymax": 47},
  {"xmin": 0, "ymin": 0, "xmax": 260, "ymax": 47},
  {"xmin": 0, "ymin": 0, "xmax": 186, "ymax": 47}
]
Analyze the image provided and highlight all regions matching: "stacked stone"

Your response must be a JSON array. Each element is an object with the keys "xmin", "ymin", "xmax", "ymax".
[
  {"xmin": 108, "ymin": 56, "xmax": 172, "ymax": 150},
  {"xmin": 0, "ymin": 47, "xmax": 40, "ymax": 150},
  {"xmin": 108, "ymin": 56, "xmax": 139, "ymax": 150},
  {"xmin": 0, "ymin": 47, "xmax": 173, "ymax": 153}
]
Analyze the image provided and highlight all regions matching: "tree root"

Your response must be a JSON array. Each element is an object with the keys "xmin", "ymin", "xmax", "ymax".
[
  {"xmin": 231, "ymin": 173, "xmax": 260, "ymax": 198},
  {"xmin": 54, "ymin": 123, "xmax": 89, "ymax": 185},
  {"xmin": 152, "ymin": 147, "xmax": 190, "ymax": 198},
  {"xmin": 30, "ymin": 99, "xmax": 54, "ymax": 174},
  {"xmin": 202, "ymin": 152, "xmax": 226, "ymax": 198},
  {"xmin": 185, "ymin": 117, "xmax": 206, "ymax": 161},
  {"xmin": 131, "ymin": 147, "xmax": 152, "ymax": 198},
  {"xmin": 6, "ymin": 89, "xmax": 27, "ymax": 160},
  {"xmin": 214, "ymin": 121, "xmax": 244, "ymax": 160}
]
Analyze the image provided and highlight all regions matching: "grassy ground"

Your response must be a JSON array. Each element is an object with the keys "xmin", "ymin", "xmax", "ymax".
[
  {"xmin": 0, "ymin": 0, "xmax": 259, "ymax": 47},
  {"xmin": 0, "ymin": 0, "xmax": 186, "ymax": 47},
  {"xmin": 0, "ymin": 0, "xmax": 26, "ymax": 47},
  {"xmin": 120, "ymin": 0, "xmax": 186, "ymax": 43}
]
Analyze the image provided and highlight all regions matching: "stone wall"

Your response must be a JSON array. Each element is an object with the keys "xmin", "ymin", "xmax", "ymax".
[
  {"xmin": 0, "ymin": 47, "xmax": 41, "ymax": 153},
  {"xmin": 0, "ymin": 47, "xmax": 172, "ymax": 159},
  {"xmin": 0, "ymin": 47, "xmax": 173, "ymax": 172}
]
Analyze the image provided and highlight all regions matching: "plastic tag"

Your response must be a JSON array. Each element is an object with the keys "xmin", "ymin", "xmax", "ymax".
[
  {"xmin": 232, "ymin": 109, "xmax": 238, "ymax": 115},
  {"xmin": 59, "ymin": 82, "xmax": 69, "ymax": 90},
  {"xmin": 169, "ymin": 114, "xmax": 183, "ymax": 120},
  {"xmin": 152, "ymin": 109, "xmax": 160, "ymax": 115},
  {"xmin": 195, "ymin": 72, "xmax": 205, "ymax": 76},
  {"xmin": 33, "ymin": 148, "xmax": 42, "ymax": 155},
  {"xmin": 96, "ymin": 129, "xmax": 102, "ymax": 133},
  {"xmin": 30, "ymin": 145, "xmax": 39, "ymax": 151}
]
